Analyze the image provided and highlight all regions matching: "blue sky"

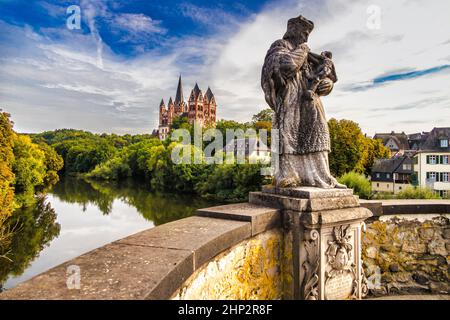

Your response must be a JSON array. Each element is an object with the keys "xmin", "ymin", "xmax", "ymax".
[{"xmin": 0, "ymin": 0, "xmax": 449, "ymax": 135}]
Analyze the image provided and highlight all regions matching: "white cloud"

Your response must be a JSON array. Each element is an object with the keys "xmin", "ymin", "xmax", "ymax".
[
  {"xmin": 204, "ymin": 0, "xmax": 450, "ymax": 135},
  {"xmin": 112, "ymin": 13, "xmax": 166, "ymax": 34},
  {"xmin": 1, "ymin": 0, "xmax": 449, "ymax": 136}
]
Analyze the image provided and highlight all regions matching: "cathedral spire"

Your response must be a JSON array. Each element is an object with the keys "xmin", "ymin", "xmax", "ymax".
[
  {"xmin": 175, "ymin": 75, "xmax": 184, "ymax": 104},
  {"xmin": 159, "ymin": 99, "xmax": 165, "ymax": 107},
  {"xmin": 205, "ymin": 87, "xmax": 214, "ymax": 102}
]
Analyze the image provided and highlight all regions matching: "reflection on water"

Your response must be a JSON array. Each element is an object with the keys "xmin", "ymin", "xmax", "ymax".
[{"xmin": 0, "ymin": 177, "xmax": 219, "ymax": 291}]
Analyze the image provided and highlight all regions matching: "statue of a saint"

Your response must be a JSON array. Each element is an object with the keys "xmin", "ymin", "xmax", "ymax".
[{"xmin": 261, "ymin": 15, "xmax": 345, "ymax": 189}]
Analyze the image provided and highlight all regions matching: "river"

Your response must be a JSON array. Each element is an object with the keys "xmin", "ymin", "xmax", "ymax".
[{"xmin": 0, "ymin": 177, "xmax": 219, "ymax": 291}]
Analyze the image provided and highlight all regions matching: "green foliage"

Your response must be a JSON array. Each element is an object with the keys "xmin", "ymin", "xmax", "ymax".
[
  {"xmin": 12, "ymin": 134, "xmax": 46, "ymax": 207},
  {"xmin": 371, "ymin": 192, "xmax": 395, "ymax": 200},
  {"xmin": 396, "ymin": 186, "xmax": 440, "ymax": 199},
  {"xmin": 195, "ymin": 164, "xmax": 270, "ymax": 202},
  {"xmin": 252, "ymin": 108, "xmax": 273, "ymax": 123},
  {"xmin": 0, "ymin": 111, "xmax": 15, "ymax": 218},
  {"xmin": 357, "ymin": 137, "xmax": 391, "ymax": 175},
  {"xmin": 328, "ymin": 119, "xmax": 390, "ymax": 176},
  {"xmin": 171, "ymin": 115, "xmax": 192, "ymax": 131},
  {"xmin": 329, "ymin": 119, "xmax": 366, "ymax": 176},
  {"xmin": 35, "ymin": 129, "xmax": 160, "ymax": 175},
  {"xmin": 338, "ymin": 171, "xmax": 372, "ymax": 199},
  {"xmin": 36, "ymin": 142, "xmax": 64, "ymax": 186},
  {"xmin": 53, "ymin": 139, "xmax": 116, "ymax": 174},
  {"xmin": 86, "ymin": 155, "xmax": 132, "ymax": 180},
  {"xmin": 0, "ymin": 113, "xmax": 65, "ymax": 213}
]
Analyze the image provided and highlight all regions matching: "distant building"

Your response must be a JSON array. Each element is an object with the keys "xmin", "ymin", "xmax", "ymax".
[
  {"xmin": 372, "ymin": 127, "xmax": 450, "ymax": 196},
  {"xmin": 223, "ymin": 138, "xmax": 271, "ymax": 163},
  {"xmin": 411, "ymin": 127, "xmax": 450, "ymax": 198},
  {"xmin": 156, "ymin": 76, "xmax": 217, "ymax": 140},
  {"xmin": 371, "ymin": 155, "xmax": 414, "ymax": 194},
  {"xmin": 373, "ymin": 131, "xmax": 410, "ymax": 157}
]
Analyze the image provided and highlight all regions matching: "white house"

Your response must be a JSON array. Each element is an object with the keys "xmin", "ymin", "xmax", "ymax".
[{"xmin": 412, "ymin": 128, "xmax": 450, "ymax": 197}]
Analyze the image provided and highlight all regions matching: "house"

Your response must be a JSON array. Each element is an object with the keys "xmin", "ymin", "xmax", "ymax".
[
  {"xmin": 371, "ymin": 155, "xmax": 414, "ymax": 194},
  {"xmin": 373, "ymin": 131, "xmax": 411, "ymax": 157},
  {"xmin": 411, "ymin": 127, "xmax": 450, "ymax": 198},
  {"xmin": 223, "ymin": 137, "xmax": 271, "ymax": 163}
]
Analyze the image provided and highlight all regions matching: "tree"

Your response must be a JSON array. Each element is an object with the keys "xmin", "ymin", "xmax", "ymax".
[
  {"xmin": 36, "ymin": 142, "xmax": 64, "ymax": 186},
  {"xmin": 356, "ymin": 138, "xmax": 390, "ymax": 175},
  {"xmin": 252, "ymin": 108, "xmax": 273, "ymax": 123},
  {"xmin": 12, "ymin": 134, "xmax": 46, "ymax": 207},
  {"xmin": 0, "ymin": 111, "xmax": 15, "ymax": 217},
  {"xmin": 328, "ymin": 119, "xmax": 366, "ymax": 177},
  {"xmin": 328, "ymin": 118, "xmax": 390, "ymax": 177}
]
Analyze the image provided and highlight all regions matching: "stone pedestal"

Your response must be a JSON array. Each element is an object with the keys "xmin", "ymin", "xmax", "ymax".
[{"xmin": 249, "ymin": 186, "xmax": 372, "ymax": 300}]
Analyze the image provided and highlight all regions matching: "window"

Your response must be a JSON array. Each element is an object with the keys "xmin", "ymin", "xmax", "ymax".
[
  {"xmin": 376, "ymin": 173, "xmax": 380, "ymax": 178},
  {"xmin": 403, "ymin": 164, "xmax": 412, "ymax": 170},
  {"xmin": 440, "ymin": 139, "xmax": 448, "ymax": 148},
  {"xmin": 399, "ymin": 186, "xmax": 402, "ymax": 190},
  {"xmin": 441, "ymin": 172, "xmax": 449, "ymax": 182},
  {"xmin": 427, "ymin": 155, "xmax": 437, "ymax": 164},
  {"xmin": 427, "ymin": 172, "xmax": 437, "ymax": 182},
  {"xmin": 377, "ymin": 183, "xmax": 379, "ymax": 187},
  {"xmin": 443, "ymin": 155, "xmax": 449, "ymax": 165},
  {"xmin": 386, "ymin": 173, "xmax": 390, "ymax": 179}
]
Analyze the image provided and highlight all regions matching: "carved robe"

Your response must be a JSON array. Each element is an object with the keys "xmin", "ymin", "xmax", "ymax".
[{"xmin": 261, "ymin": 39, "xmax": 341, "ymax": 188}]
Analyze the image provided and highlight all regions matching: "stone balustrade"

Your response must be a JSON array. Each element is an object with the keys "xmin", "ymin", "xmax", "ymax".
[{"xmin": 0, "ymin": 199, "xmax": 448, "ymax": 300}]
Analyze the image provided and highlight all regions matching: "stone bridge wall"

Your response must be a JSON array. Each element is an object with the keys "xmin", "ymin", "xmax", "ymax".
[
  {"xmin": 0, "ymin": 200, "xmax": 448, "ymax": 300},
  {"xmin": 362, "ymin": 212, "xmax": 449, "ymax": 296}
]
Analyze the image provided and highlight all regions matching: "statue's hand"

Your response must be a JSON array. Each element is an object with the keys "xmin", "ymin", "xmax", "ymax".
[
  {"xmin": 316, "ymin": 78, "xmax": 334, "ymax": 96},
  {"xmin": 298, "ymin": 43, "xmax": 310, "ymax": 53}
]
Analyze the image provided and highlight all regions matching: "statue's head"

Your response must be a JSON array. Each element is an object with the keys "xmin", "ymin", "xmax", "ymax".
[{"xmin": 283, "ymin": 15, "xmax": 314, "ymax": 46}]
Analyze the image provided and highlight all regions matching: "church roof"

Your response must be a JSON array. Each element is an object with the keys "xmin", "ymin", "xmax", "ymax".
[
  {"xmin": 168, "ymin": 97, "xmax": 173, "ymax": 105},
  {"xmin": 175, "ymin": 75, "xmax": 184, "ymax": 104},
  {"xmin": 205, "ymin": 87, "xmax": 214, "ymax": 102},
  {"xmin": 191, "ymin": 83, "xmax": 203, "ymax": 100}
]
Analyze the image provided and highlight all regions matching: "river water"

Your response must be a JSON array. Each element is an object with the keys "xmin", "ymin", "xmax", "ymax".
[{"xmin": 0, "ymin": 177, "xmax": 219, "ymax": 291}]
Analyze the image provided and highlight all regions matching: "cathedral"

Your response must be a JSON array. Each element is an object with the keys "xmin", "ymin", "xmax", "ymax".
[{"xmin": 156, "ymin": 76, "xmax": 217, "ymax": 140}]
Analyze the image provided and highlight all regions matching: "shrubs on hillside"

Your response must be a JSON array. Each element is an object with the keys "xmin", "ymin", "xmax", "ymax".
[
  {"xmin": 337, "ymin": 171, "xmax": 444, "ymax": 200},
  {"xmin": 338, "ymin": 171, "xmax": 372, "ymax": 199},
  {"xmin": 396, "ymin": 186, "xmax": 441, "ymax": 199}
]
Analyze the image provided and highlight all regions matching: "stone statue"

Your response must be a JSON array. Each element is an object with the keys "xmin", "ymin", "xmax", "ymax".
[{"xmin": 261, "ymin": 15, "xmax": 345, "ymax": 189}]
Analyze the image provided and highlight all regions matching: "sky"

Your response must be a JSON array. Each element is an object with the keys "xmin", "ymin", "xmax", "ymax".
[{"xmin": 0, "ymin": 0, "xmax": 449, "ymax": 136}]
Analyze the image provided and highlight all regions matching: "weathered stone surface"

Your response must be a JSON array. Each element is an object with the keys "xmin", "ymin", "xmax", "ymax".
[
  {"xmin": 301, "ymin": 206, "xmax": 373, "ymax": 226},
  {"xmin": 389, "ymin": 263, "xmax": 400, "ymax": 273},
  {"xmin": 249, "ymin": 191, "xmax": 359, "ymax": 212},
  {"xmin": 117, "ymin": 216, "xmax": 251, "ymax": 270},
  {"xmin": 171, "ymin": 229, "xmax": 284, "ymax": 300},
  {"xmin": 428, "ymin": 239, "xmax": 447, "ymax": 256},
  {"xmin": 362, "ymin": 215, "xmax": 450, "ymax": 297},
  {"xmin": 403, "ymin": 241, "xmax": 427, "ymax": 254},
  {"xmin": 262, "ymin": 185, "xmax": 353, "ymax": 199},
  {"xmin": 419, "ymin": 227, "xmax": 435, "ymax": 240},
  {"xmin": 443, "ymin": 228, "xmax": 450, "ymax": 239},
  {"xmin": 359, "ymin": 200, "xmax": 383, "ymax": 216},
  {"xmin": 366, "ymin": 246, "xmax": 378, "ymax": 259},
  {"xmin": 196, "ymin": 203, "xmax": 280, "ymax": 236},
  {"xmin": 261, "ymin": 15, "xmax": 345, "ymax": 188},
  {"xmin": 381, "ymin": 201, "xmax": 450, "ymax": 215},
  {"xmin": 0, "ymin": 243, "xmax": 194, "ymax": 300}
]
